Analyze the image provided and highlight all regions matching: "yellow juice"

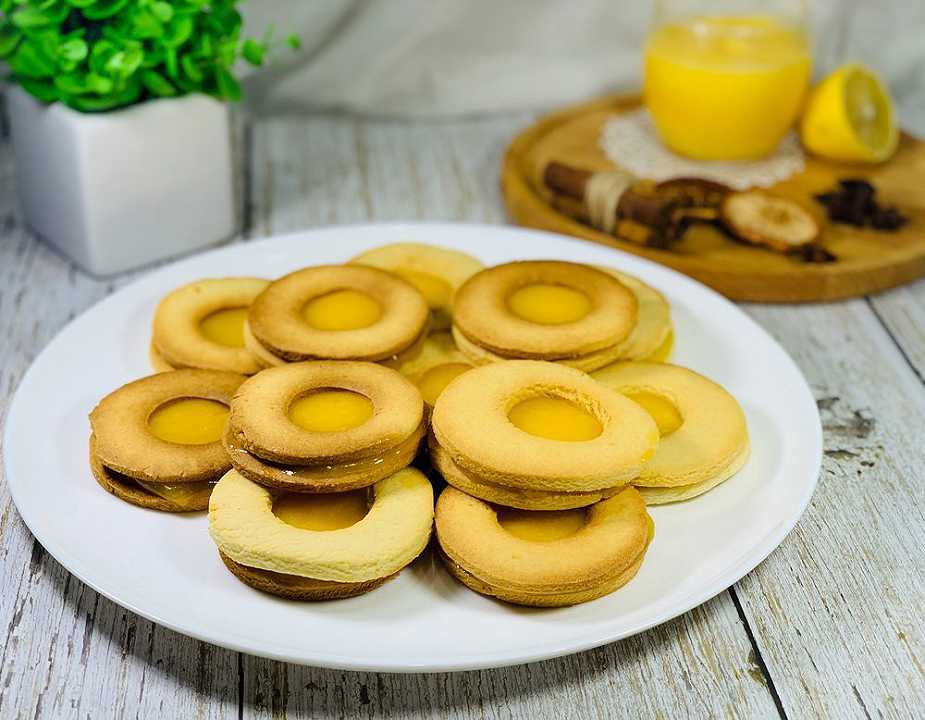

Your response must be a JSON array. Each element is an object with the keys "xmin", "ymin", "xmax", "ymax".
[{"xmin": 644, "ymin": 16, "xmax": 810, "ymax": 160}]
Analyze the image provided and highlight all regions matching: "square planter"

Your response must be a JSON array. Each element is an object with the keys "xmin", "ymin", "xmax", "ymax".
[{"xmin": 6, "ymin": 86, "xmax": 236, "ymax": 276}]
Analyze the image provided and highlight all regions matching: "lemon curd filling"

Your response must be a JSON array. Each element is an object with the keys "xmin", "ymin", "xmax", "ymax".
[
  {"xmin": 288, "ymin": 389, "xmax": 375, "ymax": 433},
  {"xmin": 302, "ymin": 289, "xmax": 382, "ymax": 331},
  {"xmin": 508, "ymin": 396, "xmax": 603, "ymax": 442},
  {"xmin": 148, "ymin": 398, "xmax": 230, "ymax": 445},
  {"xmin": 136, "ymin": 479, "xmax": 216, "ymax": 509},
  {"xmin": 273, "ymin": 490, "xmax": 369, "ymax": 531},
  {"xmin": 624, "ymin": 390, "xmax": 683, "ymax": 436},
  {"xmin": 394, "ymin": 268, "xmax": 453, "ymax": 309},
  {"xmin": 415, "ymin": 363, "xmax": 471, "ymax": 405},
  {"xmin": 198, "ymin": 307, "xmax": 248, "ymax": 348},
  {"xmin": 507, "ymin": 284, "xmax": 592, "ymax": 325},
  {"xmin": 499, "ymin": 508, "xmax": 587, "ymax": 542}
]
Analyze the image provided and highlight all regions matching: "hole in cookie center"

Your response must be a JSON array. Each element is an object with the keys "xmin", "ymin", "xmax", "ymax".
[
  {"xmin": 273, "ymin": 490, "xmax": 370, "ymax": 531},
  {"xmin": 288, "ymin": 389, "xmax": 374, "ymax": 432},
  {"xmin": 415, "ymin": 362, "xmax": 471, "ymax": 405},
  {"xmin": 507, "ymin": 283, "xmax": 592, "ymax": 325},
  {"xmin": 148, "ymin": 398, "xmax": 229, "ymax": 445},
  {"xmin": 499, "ymin": 508, "xmax": 587, "ymax": 542},
  {"xmin": 302, "ymin": 289, "xmax": 382, "ymax": 331},
  {"xmin": 623, "ymin": 390, "xmax": 683, "ymax": 437},
  {"xmin": 394, "ymin": 268, "xmax": 453, "ymax": 309},
  {"xmin": 508, "ymin": 397, "xmax": 603, "ymax": 442},
  {"xmin": 198, "ymin": 307, "xmax": 248, "ymax": 348}
]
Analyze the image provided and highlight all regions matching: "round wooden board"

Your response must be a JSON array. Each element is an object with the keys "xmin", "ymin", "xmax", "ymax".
[{"xmin": 502, "ymin": 94, "xmax": 925, "ymax": 302}]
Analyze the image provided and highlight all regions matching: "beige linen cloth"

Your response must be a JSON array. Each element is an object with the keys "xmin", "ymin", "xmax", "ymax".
[{"xmin": 242, "ymin": 0, "xmax": 925, "ymax": 133}]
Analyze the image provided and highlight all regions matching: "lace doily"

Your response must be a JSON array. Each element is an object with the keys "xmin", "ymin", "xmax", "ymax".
[{"xmin": 600, "ymin": 109, "xmax": 805, "ymax": 190}]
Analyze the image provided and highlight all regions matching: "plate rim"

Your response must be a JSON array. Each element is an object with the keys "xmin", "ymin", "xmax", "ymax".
[{"xmin": 3, "ymin": 221, "xmax": 822, "ymax": 672}]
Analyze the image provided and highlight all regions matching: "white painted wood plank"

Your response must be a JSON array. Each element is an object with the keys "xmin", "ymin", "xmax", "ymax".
[
  {"xmin": 868, "ymin": 278, "xmax": 925, "ymax": 385},
  {"xmin": 737, "ymin": 300, "xmax": 925, "ymax": 719},
  {"xmin": 0, "ymin": 112, "xmax": 240, "ymax": 720}
]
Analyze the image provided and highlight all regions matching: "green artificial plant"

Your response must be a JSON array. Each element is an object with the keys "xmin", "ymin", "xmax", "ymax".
[{"xmin": 0, "ymin": 0, "xmax": 297, "ymax": 112}]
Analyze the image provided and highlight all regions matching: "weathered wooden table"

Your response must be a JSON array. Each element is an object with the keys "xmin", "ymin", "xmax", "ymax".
[{"xmin": 1, "ymin": 106, "xmax": 923, "ymax": 719}]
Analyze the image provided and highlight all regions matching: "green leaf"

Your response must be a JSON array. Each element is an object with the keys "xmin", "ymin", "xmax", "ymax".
[
  {"xmin": 141, "ymin": 68, "xmax": 176, "ymax": 96},
  {"xmin": 0, "ymin": 25, "xmax": 22, "ymax": 58},
  {"xmin": 82, "ymin": 0, "xmax": 130, "ymax": 20},
  {"xmin": 241, "ymin": 37, "xmax": 264, "ymax": 66},
  {"xmin": 150, "ymin": 1, "xmax": 172, "ymax": 22},
  {"xmin": 286, "ymin": 34, "xmax": 300, "ymax": 50},
  {"xmin": 56, "ymin": 36, "xmax": 87, "ymax": 62},
  {"xmin": 8, "ymin": 38, "xmax": 57, "ymax": 77},
  {"xmin": 214, "ymin": 66, "xmax": 240, "ymax": 101},
  {"xmin": 11, "ymin": 5, "xmax": 68, "ymax": 29},
  {"xmin": 19, "ymin": 77, "xmax": 58, "ymax": 102}
]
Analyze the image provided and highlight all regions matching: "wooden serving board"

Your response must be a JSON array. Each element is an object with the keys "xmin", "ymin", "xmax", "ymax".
[{"xmin": 502, "ymin": 94, "xmax": 925, "ymax": 302}]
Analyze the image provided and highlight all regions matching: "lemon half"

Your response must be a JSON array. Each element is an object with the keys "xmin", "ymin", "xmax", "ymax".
[{"xmin": 801, "ymin": 64, "xmax": 898, "ymax": 163}]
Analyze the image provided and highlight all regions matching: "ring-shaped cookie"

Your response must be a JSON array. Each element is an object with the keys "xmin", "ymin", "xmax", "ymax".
[
  {"xmin": 637, "ymin": 441, "xmax": 750, "ymax": 505},
  {"xmin": 152, "ymin": 277, "xmax": 270, "ymax": 375},
  {"xmin": 435, "ymin": 486, "xmax": 652, "ymax": 606},
  {"xmin": 428, "ymin": 432, "xmax": 622, "ymax": 510},
  {"xmin": 452, "ymin": 324, "xmax": 632, "ymax": 373},
  {"xmin": 595, "ymin": 267, "xmax": 673, "ymax": 361},
  {"xmin": 224, "ymin": 419, "xmax": 425, "ymax": 493},
  {"xmin": 230, "ymin": 362, "xmax": 423, "ymax": 465},
  {"xmin": 348, "ymin": 242, "xmax": 485, "ymax": 330},
  {"xmin": 432, "ymin": 361, "xmax": 659, "ymax": 492},
  {"xmin": 248, "ymin": 265, "xmax": 429, "ymax": 362},
  {"xmin": 591, "ymin": 362, "xmax": 749, "ymax": 489},
  {"xmin": 452, "ymin": 261, "xmax": 637, "ymax": 359},
  {"xmin": 218, "ymin": 551, "xmax": 397, "ymax": 600},
  {"xmin": 209, "ymin": 468, "xmax": 434, "ymax": 583},
  {"xmin": 90, "ymin": 369, "xmax": 246, "ymax": 484},
  {"xmin": 89, "ymin": 435, "xmax": 214, "ymax": 512}
]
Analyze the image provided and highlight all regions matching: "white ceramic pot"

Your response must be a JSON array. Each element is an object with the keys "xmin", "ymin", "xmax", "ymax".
[{"xmin": 6, "ymin": 86, "xmax": 236, "ymax": 276}]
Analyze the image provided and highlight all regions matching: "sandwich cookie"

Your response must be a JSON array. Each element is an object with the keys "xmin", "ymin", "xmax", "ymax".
[
  {"xmin": 210, "ymin": 467, "xmax": 434, "ymax": 600},
  {"xmin": 592, "ymin": 362, "xmax": 750, "ymax": 503},
  {"xmin": 452, "ymin": 261, "xmax": 638, "ymax": 372},
  {"xmin": 387, "ymin": 331, "xmax": 473, "ymax": 407},
  {"xmin": 430, "ymin": 361, "xmax": 659, "ymax": 509},
  {"xmin": 151, "ymin": 278, "xmax": 269, "ymax": 375},
  {"xmin": 89, "ymin": 369, "xmax": 246, "ymax": 511},
  {"xmin": 349, "ymin": 242, "xmax": 485, "ymax": 330},
  {"xmin": 245, "ymin": 265, "xmax": 429, "ymax": 365},
  {"xmin": 595, "ymin": 267, "xmax": 673, "ymax": 362},
  {"xmin": 224, "ymin": 361, "xmax": 425, "ymax": 493},
  {"xmin": 436, "ymin": 485, "xmax": 654, "ymax": 607}
]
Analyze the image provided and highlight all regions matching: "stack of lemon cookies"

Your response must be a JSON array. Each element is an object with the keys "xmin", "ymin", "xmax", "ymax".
[
  {"xmin": 88, "ymin": 239, "xmax": 750, "ymax": 610},
  {"xmin": 430, "ymin": 360, "xmax": 659, "ymax": 606},
  {"xmin": 452, "ymin": 260, "xmax": 674, "ymax": 372}
]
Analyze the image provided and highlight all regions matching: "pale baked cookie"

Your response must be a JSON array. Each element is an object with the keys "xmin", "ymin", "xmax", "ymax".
[
  {"xmin": 429, "ymin": 432, "xmax": 622, "ymax": 510},
  {"xmin": 592, "ymin": 362, "xmax": 750, "ymax": 503},
  {"xmin": 247, "ymin": 265, "xmax": 429, "ymax": 363},
  {"xmin": 225, "ymin": 361, "xmax": 425, "ymax": 491},
  {"xmin": 151, "ymin": 277, "xmax": 269, "ymax": 375},
  {"xmin": 452, "ymin": 261, "xmax": 638, "ymax": 372},
  {"xmin": 595, "ymin": 267, "xmax": 673, "ymax": 362},
  {"xmin": 386, "ymin": 331, "xmax": 473, "ymax": 407},
  {"xmin": 209, "ymin": 468, "xmax": 434, "ymax": 600},
  {"xmin": 89, "ymin": 369, "xmax": 246, "ymax": 511},
  {"xmin": 348, "ymin": 242, "xmax": 485, "ymax": 330},
  {"xmin": 435, "ymin": 485, "xmax": 654, "ymax": 607},
  {"xmin": 430, "ymin": 360, "xmax": 658, "ymax": 508}
]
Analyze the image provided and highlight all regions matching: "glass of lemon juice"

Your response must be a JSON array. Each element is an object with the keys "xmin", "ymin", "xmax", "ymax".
[{"xmin": 644, "ymin": 0, "xmax": 811, "ymax": 161}]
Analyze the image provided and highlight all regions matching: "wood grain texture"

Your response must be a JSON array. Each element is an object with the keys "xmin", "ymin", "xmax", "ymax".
[
  {"xmin": 501, "ymin": 94, "xmax": 925, "ymax": 302},
  {"xmin": 0, "ymin": 111, "xmax": 784, "ymax": 718},
  {"xmin": 2, "ymin": 104, "xmax": 925, "ymax": 718},
  {"xmin": 738, "ymin": 300, "xmax": 925, "ymax": 718}
]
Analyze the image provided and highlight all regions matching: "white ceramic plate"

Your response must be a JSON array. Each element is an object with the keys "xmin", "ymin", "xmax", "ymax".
[{"xmin": 4, "ymin": 223, "xmax": 821, "ymax": 672}]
